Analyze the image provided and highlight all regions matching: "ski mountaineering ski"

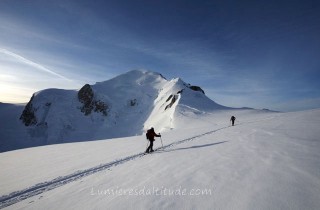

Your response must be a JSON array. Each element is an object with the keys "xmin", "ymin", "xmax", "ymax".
[{"xmin": 143, "ymin": 146, "xmax": 164, "ymax": 155}]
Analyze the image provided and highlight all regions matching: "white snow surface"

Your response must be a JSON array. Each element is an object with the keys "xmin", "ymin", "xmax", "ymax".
[{"xmin": 1, "ymin": 108, "xmax": 320, "ymax": 209}]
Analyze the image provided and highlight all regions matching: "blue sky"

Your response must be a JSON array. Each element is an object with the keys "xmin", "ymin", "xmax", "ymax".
[{"xmin": 0, "ymin": 0, "xmax": 319, "ymax": 111}]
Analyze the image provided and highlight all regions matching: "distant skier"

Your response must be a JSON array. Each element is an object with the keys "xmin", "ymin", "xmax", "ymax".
[
  {"xmin": 230, "ymin": 116, "xmax": 236, "ymax": 126},
  {"xmin": 145, "ymin": 127, "xmax": 161, "ymax": 153}
]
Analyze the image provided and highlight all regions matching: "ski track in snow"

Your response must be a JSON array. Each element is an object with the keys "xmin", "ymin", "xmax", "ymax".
[{"xmin": 0, "ymin": 117, "xmax": 273, "ymax": 209}]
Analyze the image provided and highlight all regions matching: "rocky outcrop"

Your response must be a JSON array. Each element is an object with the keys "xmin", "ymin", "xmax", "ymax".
[
  {"xmin": 165, "ymin": 94, "xmax": 178, "ymax": 110},
  {"xmin": 166, "ymin": 95, "xmax": 173, "ymax": 102},
  {"xmin": 164, "ymin": 85, "xmax": 204, "ymax": 111},
  {"xmin": 20, "ymin": 94, "xmax": 37, "ymax": 126},
  {"xmin": 93, "ymin": 100, "xmax": 108, "ymax": 116},
  {"xmin": 78, "ymin": 84, "xmax": 108, "ymax": 116},
  {"xmin": 189, "ymin": 86, "xmax": 205, "ymax": 94},
  {"xmin": 78, "ymin": 84, "xmax": 94, "ymax": 115},
  {"xmin": 177, "ymin": 89, "xmax": 184, "ymax": 94}
]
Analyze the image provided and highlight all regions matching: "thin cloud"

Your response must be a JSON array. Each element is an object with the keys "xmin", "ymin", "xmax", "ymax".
[{"xmin": 0, "ymin": 48, "xmax": 71, "ymax": 81}]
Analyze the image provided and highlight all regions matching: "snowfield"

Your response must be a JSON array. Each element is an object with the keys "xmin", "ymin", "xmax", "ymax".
[{"xmin": 1, "ymin": 108, "xmax": 320, "ymax": 210}]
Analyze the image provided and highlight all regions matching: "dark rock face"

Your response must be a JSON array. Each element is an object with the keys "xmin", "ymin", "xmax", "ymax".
[
  {"xmin": 166, "ymin": 95, "xmax": 173, "ymax": 102},
  {"xmin": 78, "ymin": 84, "xmax": 94, "ymax": 107},
  {"xmin": 177, "ymin": 89, "xmax": 184, "ymax": 94},
  {"xmin": 165, "ymin": 95, "xmax": 178, "ymax": 110},
  {"xmin": 78, "ymin": 84, "xmax": 94, "ymax": 115},
  {"xmin": 94, "ymin": 100, "xmax": 108, "ymax": 115},
  {"xmin": 189, "ymin": 86, "xmax": 205, "ymax": 94},
  {"xmin": 78, "ymin": 84, "xmax": 108, "ymax": 116},
  {"xmin": 20, "ymin": 94, "xmax": 37, "ymax": 126}
]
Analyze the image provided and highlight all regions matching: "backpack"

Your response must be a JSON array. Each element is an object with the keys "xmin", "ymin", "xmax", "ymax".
[{"xmin": 146, "ymin": 129, "xmax": 152, "ymax": 140}]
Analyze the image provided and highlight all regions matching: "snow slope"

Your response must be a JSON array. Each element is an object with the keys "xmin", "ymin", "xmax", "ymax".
[
  {"xmin": 0, "ymin": 70, "xmax": 227, "ymax": 152},
  {"xmin": 1, "ymin": 108, "xmax": 320, "ymax": 209}
]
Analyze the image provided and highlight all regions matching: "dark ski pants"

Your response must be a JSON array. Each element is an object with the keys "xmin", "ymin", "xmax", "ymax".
[
  {"xmin": 232, "ymin": 120, "xmax": 235, "ymax": 126},
  {"xmin": 146, "ymin": 140, "xmax": 154, "ymax": 153}
]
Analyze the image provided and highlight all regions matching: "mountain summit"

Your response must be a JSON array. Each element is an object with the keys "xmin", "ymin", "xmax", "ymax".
[{"xmin": 4, "ymin": 70, "xmax": 227, "ymax": 151}]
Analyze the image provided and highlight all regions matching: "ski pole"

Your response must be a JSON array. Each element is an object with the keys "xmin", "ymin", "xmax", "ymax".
[{"xmin": 160, "ymin": 134, "xmax": 164, "ymax": 149}]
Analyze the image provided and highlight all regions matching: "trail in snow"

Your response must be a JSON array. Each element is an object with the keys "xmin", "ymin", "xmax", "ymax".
[
  {"xmin": 0, "ymin": 124, "xmax": 233, "ymax": 209},
  {"xmin": 0, "ymin": 114, "xmax": 280, "ymax": 209}
]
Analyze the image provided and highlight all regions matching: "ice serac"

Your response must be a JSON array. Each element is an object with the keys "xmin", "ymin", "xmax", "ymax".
[{"xmin": 6, "ymin": 70, "xmax": 226, "ymax": 151}]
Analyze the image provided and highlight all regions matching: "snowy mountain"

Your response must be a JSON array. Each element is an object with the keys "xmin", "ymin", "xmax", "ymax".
[
  {"xmin": 1, "ymin": 108, "xmax": 319, "ymax": 209},
  {"xmin": 1, "ymin": 70, "xmax": 228, "ymax": 152}
]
